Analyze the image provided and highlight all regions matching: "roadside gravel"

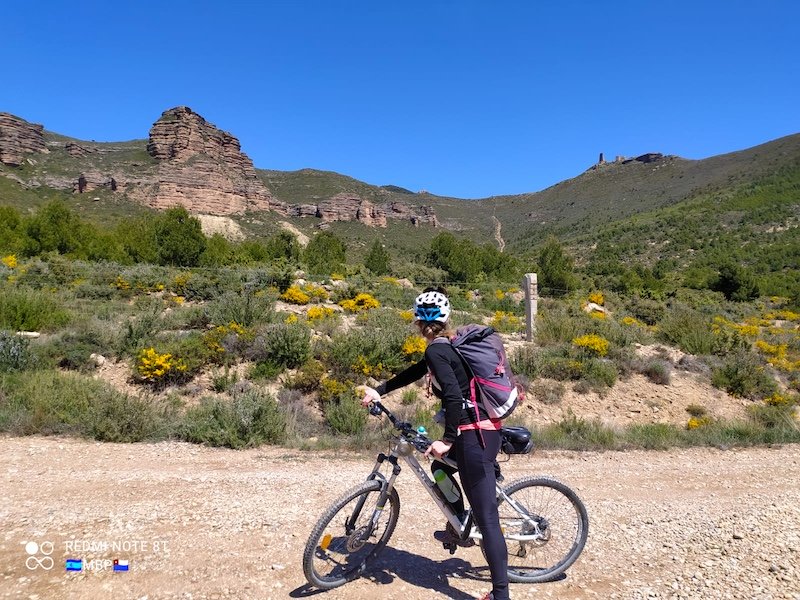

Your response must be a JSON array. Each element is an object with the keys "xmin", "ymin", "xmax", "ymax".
[{"xmin": 2, "ymin": 436, "xmax": 798, "ymax": 600}]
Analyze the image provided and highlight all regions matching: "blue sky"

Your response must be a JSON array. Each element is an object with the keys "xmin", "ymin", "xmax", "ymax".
[{"xmin": 3, "ymin": 1, "xmax": 798, "ymax": 199}]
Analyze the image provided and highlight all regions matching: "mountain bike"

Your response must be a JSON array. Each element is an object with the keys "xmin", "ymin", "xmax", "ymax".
[{"xmin": 302, "ymin": 400, "xmax": 589, "ymax": 590}]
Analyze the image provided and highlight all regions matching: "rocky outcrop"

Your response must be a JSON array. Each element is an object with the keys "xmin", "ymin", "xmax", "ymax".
[
  {"xmin": 0, "ymin": 113, "xmax": 47, "ymax": 166},
  {"xmin": 65, "ymin": 142, "xmax": 98, "ymax": 157},
  {"xmin": 268, "ymin": 195, "xmax": 437, "ymax": 227},
  {"xmin": 317, "ymin": 194, "xmax": 387, "ymax": 227},
  {"xmin": 387, "ymin": 201, "xmax": 439, "ymax": 227},
  {"xmin": 142, "ymin": 106, "xmax": 273, "ymax": 214},
  {"xmin": 1, "ymin": 107, "xmax": 438, "ymax": 228}
]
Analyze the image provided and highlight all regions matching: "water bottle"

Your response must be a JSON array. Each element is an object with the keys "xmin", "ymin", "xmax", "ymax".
[{"xmin": 433, "ymin": 469, "xmax": 461, "ymax": 504}]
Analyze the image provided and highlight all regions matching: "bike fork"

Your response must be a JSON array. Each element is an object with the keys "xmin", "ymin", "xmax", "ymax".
[{"xmin": 346, "ymin": 453, "xmax": 401, "ymax": 536}]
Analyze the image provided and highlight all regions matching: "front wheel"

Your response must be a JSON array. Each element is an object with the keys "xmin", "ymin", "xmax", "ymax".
[
  {"xmin": 302, "ymin": 479, "xmax": 400, "ymax": 589},
  {"xmin": 481, "ymin": 476, "xmax": 588, "ymax": 583}
]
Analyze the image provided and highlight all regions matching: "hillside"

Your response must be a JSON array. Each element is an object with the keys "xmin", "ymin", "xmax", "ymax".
[{"xmin": 2, "ymin": 109, "xmax": 798, "ymax": 259}]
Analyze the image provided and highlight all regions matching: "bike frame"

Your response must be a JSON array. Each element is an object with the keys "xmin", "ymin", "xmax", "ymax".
[{"xmin": 355, "ymin": 402, "xmax": 544, "ymax": 545}]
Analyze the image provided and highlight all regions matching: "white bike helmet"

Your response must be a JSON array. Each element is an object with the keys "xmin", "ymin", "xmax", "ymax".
[{"xmin": 413, "ymin": 290, "xmax": 450, "ymax": 323}]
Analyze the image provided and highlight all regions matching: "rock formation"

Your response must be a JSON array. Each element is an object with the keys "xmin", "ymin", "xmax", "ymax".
[
  {"xmin": 0, "ymin": 113, "xmax": 47, "ymax": 166},
  {"xmin": 143, "ymin": 106, "xmax": 273, "ymax": 214},
  {"xmin": 0, "ymin": 107, "xmax": 438, "ymax": 228}
]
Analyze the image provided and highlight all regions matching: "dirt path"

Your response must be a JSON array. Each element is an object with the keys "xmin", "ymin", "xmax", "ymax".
[
  {"xmin": 2, "ymin": 436, "xmax": 799, "ymax": 600},
  {"xmin": 491, "ymin": 216, "xmax": 505, "ymax": 253}
]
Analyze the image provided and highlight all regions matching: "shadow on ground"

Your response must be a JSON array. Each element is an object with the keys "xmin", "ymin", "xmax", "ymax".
[{"xmin": 290, "ymin": 545, "xmax": 488, "ymax": 598}]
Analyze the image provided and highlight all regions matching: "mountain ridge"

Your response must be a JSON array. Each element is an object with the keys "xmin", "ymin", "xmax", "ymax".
[{"xmin": 1, "ymin": 107, "xmax": 799, "ymax": 252}]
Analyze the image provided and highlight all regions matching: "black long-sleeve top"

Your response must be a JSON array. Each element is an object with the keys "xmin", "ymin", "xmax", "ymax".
[{"xmin": 375, "ymin": 340, "xmax": 488, "ymax": 443}]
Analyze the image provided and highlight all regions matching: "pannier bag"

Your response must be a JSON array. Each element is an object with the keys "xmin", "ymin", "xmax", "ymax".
[{"xmin": 500, "ymin": 426, "xmax": 534, "ymax": 455}]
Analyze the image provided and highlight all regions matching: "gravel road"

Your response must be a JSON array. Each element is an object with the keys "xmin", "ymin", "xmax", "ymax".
[{"xmin": 2, "ymin": 436, "xmax": 799, "ymax": 600}]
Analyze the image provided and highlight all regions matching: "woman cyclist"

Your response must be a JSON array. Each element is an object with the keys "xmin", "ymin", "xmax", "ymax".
[{"xmin": 361, "ymin": 287, "xmax": 509, "ymax": 600}]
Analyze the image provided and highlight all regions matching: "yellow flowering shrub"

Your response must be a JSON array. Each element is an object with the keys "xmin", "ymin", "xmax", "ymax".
[
  {"xmin": 588, "ymin": 291, "xmax": 605, "ymax": 306},
  {"xmin": 712, "ymin": 316, "xmax": 759, "ymax": 338},
  {"xmin": 399, "ymin": 310, "xmax": 414, "ymax": 323},
  {"xmin": 1, "ymin": 254, "xmax": 17, "ymax": 269},
  {"xmin": 302, "ymin": 283, "xmax": 329, "ymax": 302},
  {"xmin": 494, "ymin": 289, "xmax": 506, "ymax": 300},
  {"xmin": 775, "ymin": 310, "xmax": 800, "ymax": 322},
  {"xmin": 402, "ymin": 335, "xmax": 427, "ymax": 358},
  {"xmin": 168, "ymin": 295, "xmax": 185, "ymax": 306},
  {"xmin": 764, "ymin": 393, "xmax": 793, "ymax": 407},
  {"xmin": 330, "ymin": 272, "xmax": 345, "ymax": 281},
  {"xmin": 306, "ymin": 306, "xmax": 335, "ymax": 322},
  {"xmin": 351, "ymin": 354, "xmax": 384, "ymax": 378},
  {"xmin": 202, "ymin": 323, "xmax": 249, "ymax": 357},
  {"xmin": 489, "ymin": 311, "xmax": 522, "ymax": 333},
  {"xmin": 136, "ymin": 347, "xmax": 187, "ymax": 383},
  {"xmin": 113, "ymin": 276, "xmax": 131, "ymax": 290},
  {"xmin": 572, "ymin": 334, "xmax": 610, "ymax": 357},
  {"xmin": 686, "ymin": 415, "xmax": 712, "ymax": 430},
  {"xmin": 172, "ymin": 272, "xmax": 192, "ymax": 293},
  {"xmin": 319, "ymin": 377, "xmax": 350, "ymax": 403},
  {"xmin": 589, "ymin": 311, "xmax": 607, "ymax": 320},
  {"xmin": 285, "ymin": 314, "xmax": 299, "ymax": 324},
  {"xmin": 339, "ymin": 293, "xmax": 380, "ymax": 313},
  {"xmin": 621, "ymin": 316, "xmax": 644, "ymax": 327},
  {"xmin": 281, "ymin": 285, "xmax": 311, "ymax": 305}
]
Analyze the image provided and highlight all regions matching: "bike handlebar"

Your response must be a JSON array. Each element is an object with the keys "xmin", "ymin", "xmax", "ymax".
[{"xmin": 368, "ymin": 400, "xmax": 432, "ymax": 453}]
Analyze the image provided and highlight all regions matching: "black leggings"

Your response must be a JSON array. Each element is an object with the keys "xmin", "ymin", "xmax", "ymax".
[{"xmin": 455, "ymin": 429, "xmax": 509, "ymax": 600}]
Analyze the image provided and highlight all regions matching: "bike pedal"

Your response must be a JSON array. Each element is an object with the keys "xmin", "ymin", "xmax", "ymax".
[{"xmin": 443, "ymin": 541, "xmax": 457, "ymax": 555}]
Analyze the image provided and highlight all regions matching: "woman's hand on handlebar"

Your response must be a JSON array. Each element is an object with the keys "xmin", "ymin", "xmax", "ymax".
[
  {"xmin": 424, "ymin": 439, "xmax": 452, "ymax": 460},
  {"xmin": 358, "ymin": 386, "xmax": 381, "ymax": 407}
]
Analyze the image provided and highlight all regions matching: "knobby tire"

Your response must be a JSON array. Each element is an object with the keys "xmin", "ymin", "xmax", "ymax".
[{"xmin": 302, "ymin": 479, "xmax": 400, "ymax": 589}]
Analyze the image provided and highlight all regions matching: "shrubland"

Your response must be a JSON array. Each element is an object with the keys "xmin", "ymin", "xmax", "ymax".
[{"xmin": 0, "ymin": 198, "xmax": 798, "ymax": 450}]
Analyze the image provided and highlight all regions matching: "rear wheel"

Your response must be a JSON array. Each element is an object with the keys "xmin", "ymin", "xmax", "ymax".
[
  {"xmin": 481, "ymin": 476, "xmax": 588, "ymax": 583},
  {"xmin": 302, "ymin": 480, "xmax": 400, "ymax": 589}
]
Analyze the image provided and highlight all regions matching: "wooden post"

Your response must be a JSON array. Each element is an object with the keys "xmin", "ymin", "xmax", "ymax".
[{"xmin": 523, "ymin": 273, "xmax": 538, "ymax": 342}]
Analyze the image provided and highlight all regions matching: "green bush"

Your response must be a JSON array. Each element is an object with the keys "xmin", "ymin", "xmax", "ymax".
[
  {"xmin": 537, "ymin": 237, "xmax": 576, "ymax": 296},
  {"xmin": 657, "ymin": 306, "xmax": 715, "ymax": 355},
  {"xmin": 304, "ymin": 231, "xmax": 346, "ymax": 276},
  {"xmin": 0, "ymin": 331, "xmax": 35, "ymax": 372},
  {"xmin": 535, "ymin": 306, "xmax": 582, "ymax": 346},
  {"xmin": 640, "ymin": 359, "xmax": 672, "ymax": 385},
  {"xmin": 324, "ymin": 391, "xmax": 367, "ymax": 435},
  {"xmin": 205, "ymin": 289, "xmax": 277, "ymax": 327},
  {"xmin": 0, "ymin": 286, "xmax": 70, "ymax": 331},
  {"xmin": 747, "ymin": 403, "xmax": 799, "ymax": 435},
  {"xmin": 154, "ymin": 207, "xmax": 207, "ymax": 267},
  {"xmin": 41, "ymin": 327, "xmax": 109, "ymax": 371},
  {"xmin": 323, "ymin": 312, "xmax": 410, "ymax": 380},
  {"xmin": 286, "ymin": 359, "xmax": 326, "ymax": 392},
  {"xmin": 116, "ymin": 307, "xmax": 163, "ymax": 357},
  {"xmin": 578, "ymin": 359, "xmax": 618, "ymax": 392},
  {"xmin": 535, "ymin": 411, "xmax": 618, "ymax": 450},
  {"xmin": 364, "ymin": 239, "xmax": 391, "ymax": 275},
  {"xmin": 247, "ymin": 323, "xmax": 311, "ymax": 368},
  {"xmin": 530, "ymin": 380, "xmax": 566, "ymax": 405},
  {"xmin": 0, "ymin": 370, "xmax": 172, "ymax": 441},
  {"xmin": 87, "ymin": 393, "xmax": 179, "ymax": 442},
  {"xmin": 624, "ymin": 423, "xmax": 681, "ymax": 450},
  {"xmin": 182, "ymin": 389, "xmax": 287, "ymax": 448},
  {"xmin": 249, "ymin": 360, "xmax": 283, "ymax": 381},
  {"xmin": 510, "ymin": 344, "xmax": 543, "ymax": 379},
  {"xmin": 711, "ymin": 352, "xmax": 779, "ymax": 399},
  {"xmin": 624, "ymin": 295, "xmax": 665, "ymax": 326},
  {"xmin": 278, "ymin": 388, "xmax": 321, "ymax": 440}
]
